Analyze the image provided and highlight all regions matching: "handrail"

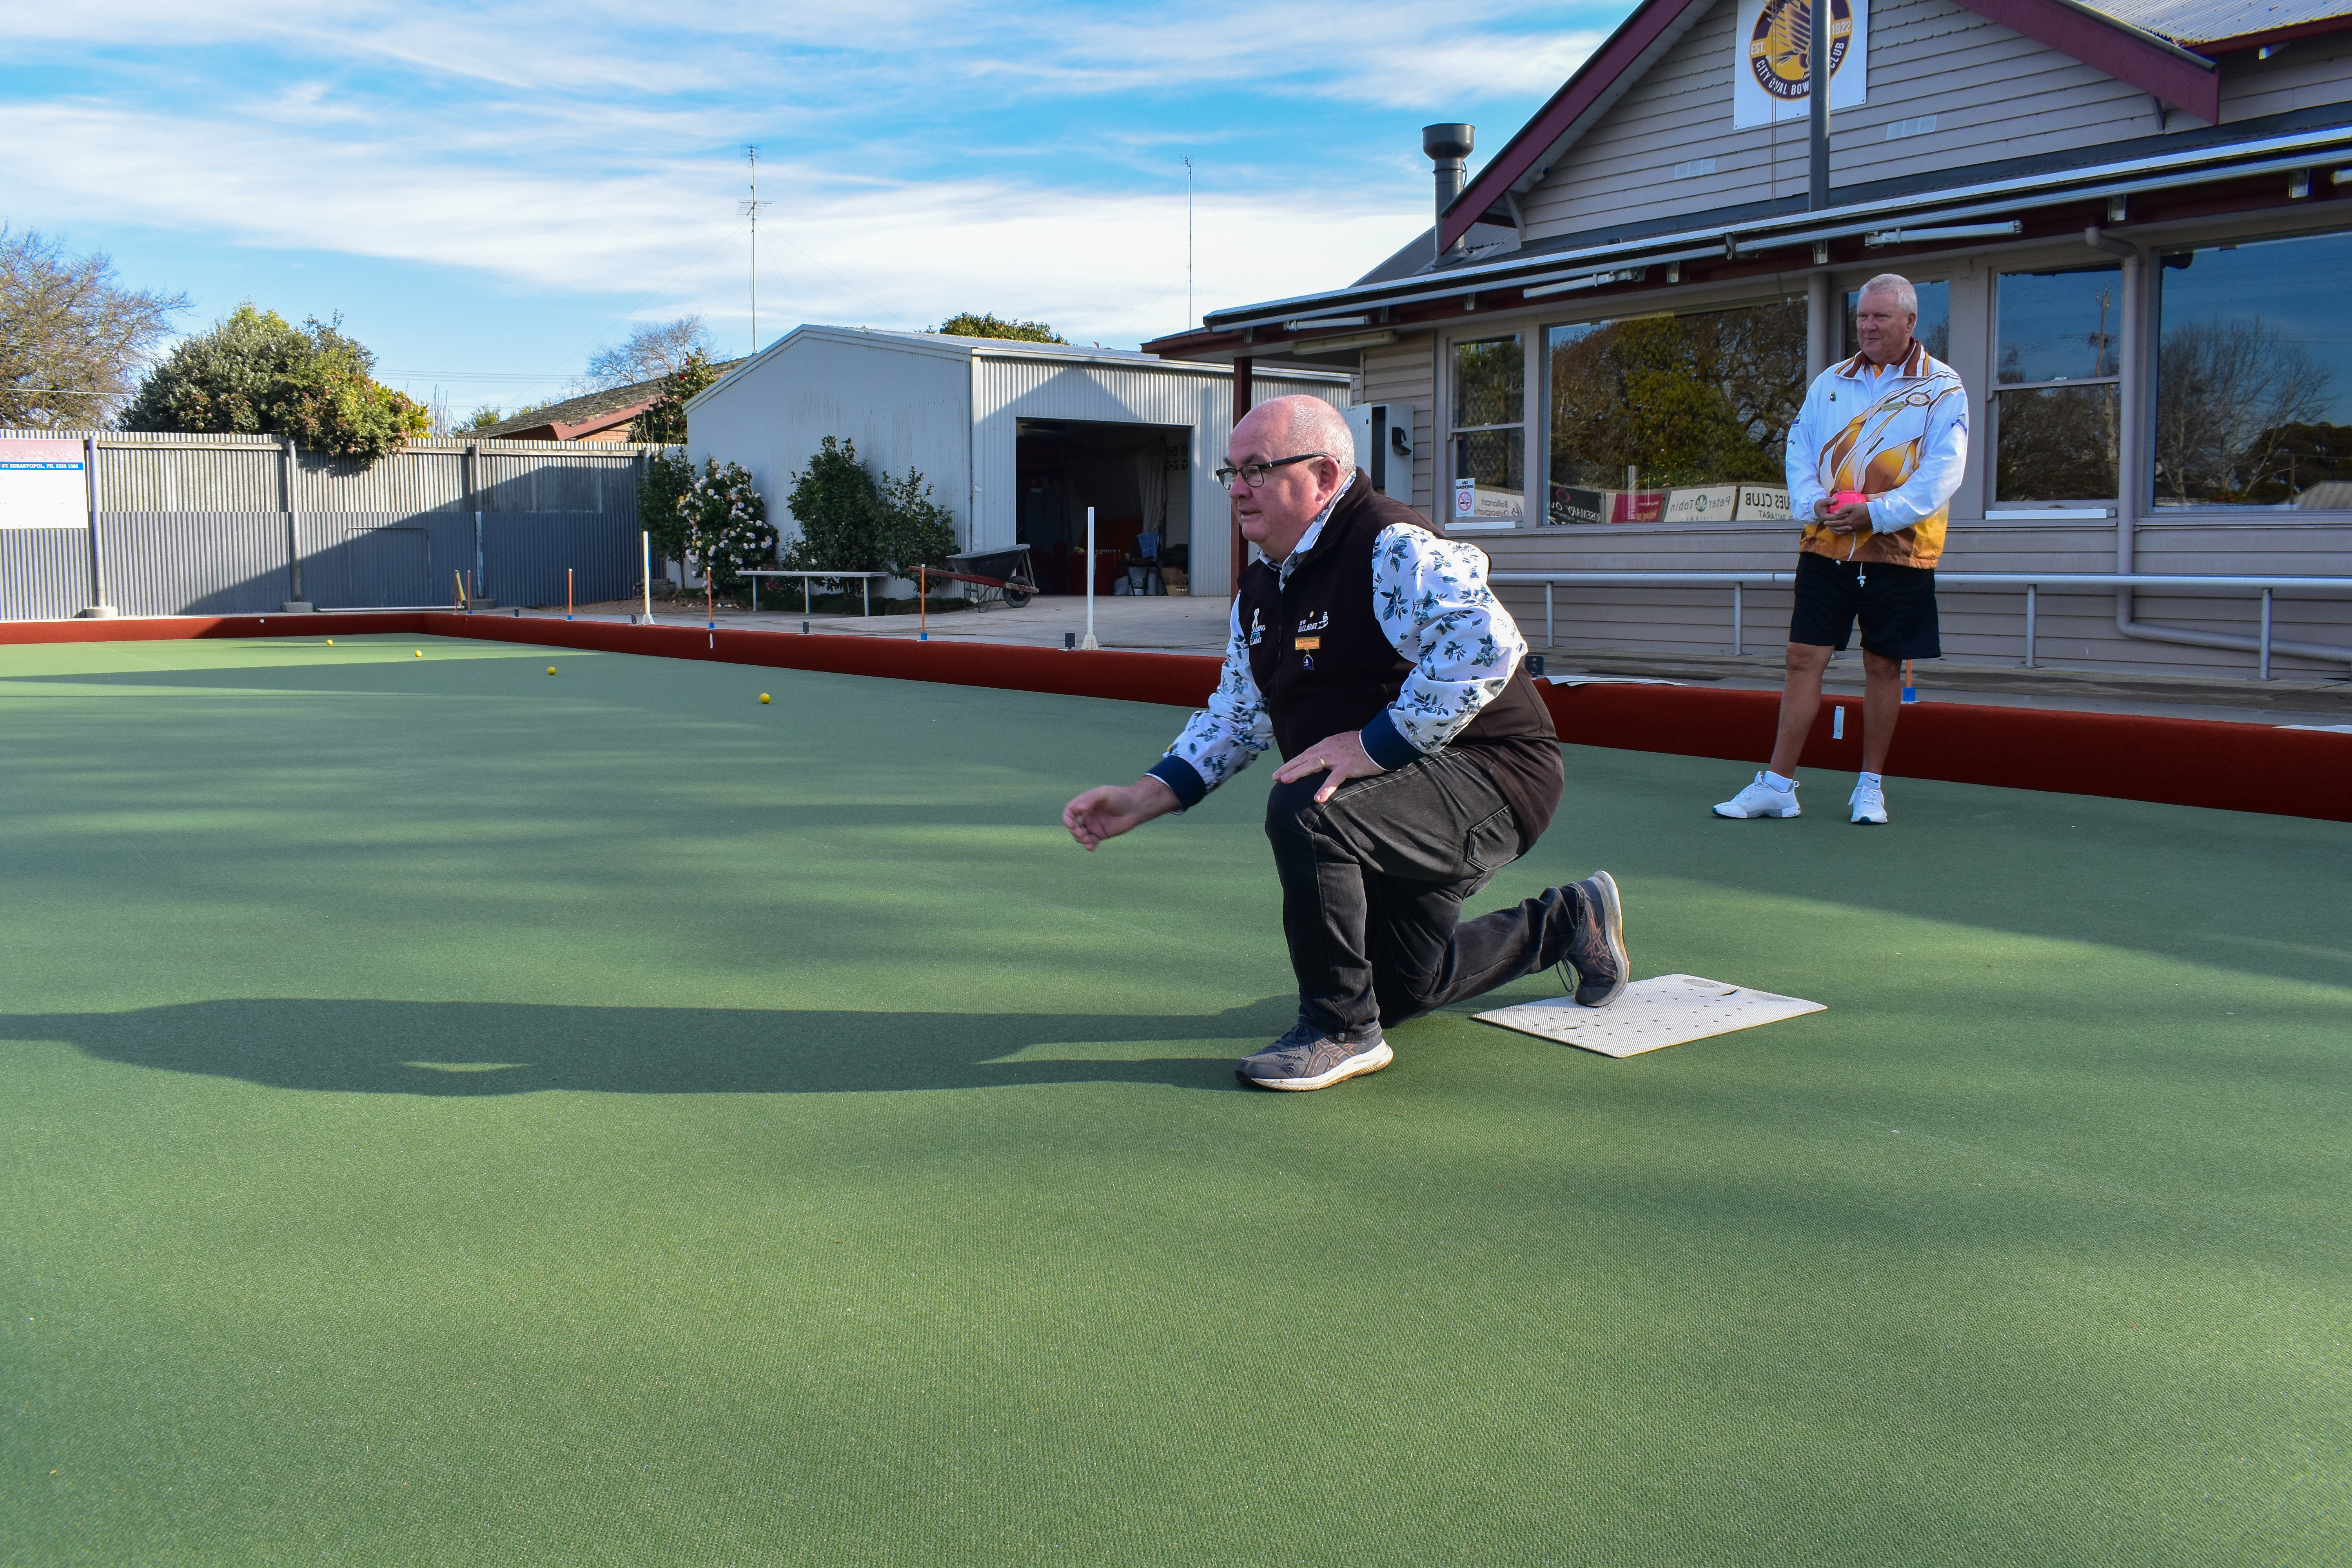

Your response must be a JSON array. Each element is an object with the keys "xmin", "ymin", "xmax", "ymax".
[{"xmin": 1484, "ymin": 570, "xmax": 2352, "ymax": 677}]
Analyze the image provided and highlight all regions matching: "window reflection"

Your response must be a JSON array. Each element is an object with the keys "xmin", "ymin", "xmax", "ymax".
[
  {"xmin": 2156, "ymin": 232, "xmax": 2352, "ymax": 508},
  {"xmin": 1993, "ymin": 266, "xmax": 2122, "ymax": 500},
  {"xmin": 1452, "ymin": 336, "xmax": 1524, "ymax": 519},
  {"xmin": 1543, "ymin": 298, "xmax": 1805, "ymax": 524}
]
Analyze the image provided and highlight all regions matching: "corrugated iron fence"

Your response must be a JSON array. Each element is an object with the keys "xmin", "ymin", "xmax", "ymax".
[{"xmin": 1, "ymin": 431, "xmax": 664, "ymax": 620}]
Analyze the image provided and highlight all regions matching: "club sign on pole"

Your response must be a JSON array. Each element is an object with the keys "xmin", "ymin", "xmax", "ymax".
[{"xmin": 1734, "ymin": 0, "xmax": 1868, "ymax": 129}]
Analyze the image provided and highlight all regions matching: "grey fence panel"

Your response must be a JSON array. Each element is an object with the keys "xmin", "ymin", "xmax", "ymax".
[
  {"xmin": 480, "ymin": 512, "xmax": 641, "ymax": 608},
  {"xmin": 3, "ymin": 434, "xmax": 657, "ymax": 620},
  {"xmin": 99, "ymin": 445, "xmax": 281, "ymax": 512},
  {"xmin": 100, "ymin": 514, "xmax": 293, "ymax": 617},
  {"xmin": 0, "ymin": 529, "xmax": 94, "ymax": 619}
]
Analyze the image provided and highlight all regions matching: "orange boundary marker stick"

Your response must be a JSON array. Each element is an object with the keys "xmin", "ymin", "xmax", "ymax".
[
  {"xmin": 919, "ymin": 565, "xmax": 928, "ymax": 642},
  {"xmin": 567, "ymin": 568, "xmax": 574, "ymax": 621}
]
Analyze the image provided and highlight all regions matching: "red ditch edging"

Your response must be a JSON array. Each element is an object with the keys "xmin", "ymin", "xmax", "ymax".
[{"xmin": 6, "ymin": 613, "xmax": 2345, "ymax": 823}]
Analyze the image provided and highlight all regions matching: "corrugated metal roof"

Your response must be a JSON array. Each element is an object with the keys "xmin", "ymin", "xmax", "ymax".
[
  {"xmin": 2088, "ymin": 0, "xmax": 2352, "ymax": 43},
  {"xmin": 2086, "ymin": 0, "xmax": 2352, "ymax": 43}
]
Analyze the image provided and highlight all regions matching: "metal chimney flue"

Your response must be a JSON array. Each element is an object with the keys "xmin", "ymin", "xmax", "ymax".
[{"xmin": 1424, "ymin": 123, "xmax": 1475, "ymax": 259}]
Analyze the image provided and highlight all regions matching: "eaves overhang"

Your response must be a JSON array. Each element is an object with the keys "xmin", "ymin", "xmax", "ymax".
[{"xmin": 1150, "ymin": 119, "xmax": 2352, "ymax": 358}]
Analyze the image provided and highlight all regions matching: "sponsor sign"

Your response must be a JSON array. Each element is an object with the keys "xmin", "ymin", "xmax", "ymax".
[
  {"xmin": 1733, "ymin": 0, "xmax": 1868, "ymax": 130},
  {"xmin": 1609, "ymin": 490, "xmax": 1668, "ymax": 524},
  {"xmin": 1456, "ymin": 478, "xmax": 1523, "ymax": 521},
  {"xmin": 0, "ymin": 438, "xmax": 90, "ymax": 530},
  {"xmin": 1735, "ymin": 484, "xmax": 1793, "ymax": 521},
  {"xmin": 1547, "ymin": 485, "xmax": 1605, "ymax": 526},
  {"xmin": 1665, "ymin": 486, "xmax": 1741, "ymax": 523}
]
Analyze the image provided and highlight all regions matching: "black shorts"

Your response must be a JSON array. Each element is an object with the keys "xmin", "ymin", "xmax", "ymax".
[{"xmin": 1788, "ymin": 551, "xmax": 1940, "ymax": 659}]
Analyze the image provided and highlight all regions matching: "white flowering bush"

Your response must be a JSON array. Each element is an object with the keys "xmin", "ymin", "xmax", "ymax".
[{"xmin": 678, "ymin": 458, "xmax": 777, "ymax": 600}]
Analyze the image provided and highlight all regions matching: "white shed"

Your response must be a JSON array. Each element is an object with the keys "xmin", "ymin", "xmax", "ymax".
[{"xmin": 684, "ymin": 326, "xmax": 1349, "ymax": 599}]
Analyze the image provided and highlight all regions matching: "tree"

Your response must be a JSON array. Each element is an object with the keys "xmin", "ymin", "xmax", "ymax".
[
  {"xmin": 931, "ymin": 312, "xmax": 1067, "ymax": 344},
  {"xmin": 579, "ymin": 316, "xmax": 713, "ymax": 392},
  {"xmin": 678, "ymin": 458, "xmax": 777, "ymax": 599},
  {"xmin": 459, "ymin": 404, "xmax": 529, "ymax": 432},
  {"xmin": 783, "ymin": 436, "xmax": 885, "ymax": 572},
  {"xmin": 2154, "ymin": 318, "xmax": 2334, "ymax": 504},
  {"xmin": 781, "ymin": 437, "xmax": 960, "ymax": 585},
  {"xmin": 0, "ymin": 226, "xmax": 187, "ymax": 428},
  {"xmin": 874, "ymin": 466, "xmax": 958, "ymax": 579},
  {"xmin": 629, "ymin": 348, "xmax": 722, "ymax": 444},
  {"xmin": 637, "ymin": 448, "xmax": 696, "ymax": 588},
  {"xmin": 120, "ymin": 304, "xmax": 428, "ymax": 462}
]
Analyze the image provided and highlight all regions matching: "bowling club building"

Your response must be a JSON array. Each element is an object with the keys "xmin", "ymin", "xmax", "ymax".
[{"xmin": 1145, "ymin": 0, "xmax": 2352, "ymax": 680}]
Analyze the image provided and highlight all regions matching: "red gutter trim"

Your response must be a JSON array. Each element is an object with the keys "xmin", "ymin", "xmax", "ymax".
[
  {"xmin": 1940, "ymin": 0, "xmax": 2217, "ymax": 119},
  {"xmin": 1442, "ymin": 0, "xmax": 1700, "ymax": 252},
  {"xmin": 3, "ymin": 614, "xmax": 2345, "ymax": 823}
]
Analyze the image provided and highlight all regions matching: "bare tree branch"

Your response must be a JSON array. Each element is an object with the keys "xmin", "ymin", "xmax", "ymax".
[{"xmin": 0, "ymin": 227, "xmax": 188, "ymax": 428}]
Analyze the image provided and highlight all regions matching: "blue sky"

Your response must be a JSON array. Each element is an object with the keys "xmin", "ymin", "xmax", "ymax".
[{"xmin": 5, "ymin": 1, "xmax": 1630, "ymax": 422}]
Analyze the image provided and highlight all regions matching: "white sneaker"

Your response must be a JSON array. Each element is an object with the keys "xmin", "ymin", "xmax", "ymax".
[
  {"xmin": 1713, "ymin": 772, "xmax": 1800, "ymax": 819},
  {"xmin": 1849, "ymin": 778, "xmax": 1889, "ymax": 824}
]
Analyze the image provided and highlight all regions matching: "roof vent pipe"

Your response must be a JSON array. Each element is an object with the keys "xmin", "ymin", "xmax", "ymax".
[{"xmin": 1424, "ymin": 123, "xmax": 1475, "ymax": 259}]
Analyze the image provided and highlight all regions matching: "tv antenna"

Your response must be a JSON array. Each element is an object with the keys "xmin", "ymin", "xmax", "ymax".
[
  {"xmin": 1184, "ymin": 156, "xmax": 1194, "ymax": 327},
  {"xmin": 741, "ymin": 145, "xmax": 772, "ymax": 354}
]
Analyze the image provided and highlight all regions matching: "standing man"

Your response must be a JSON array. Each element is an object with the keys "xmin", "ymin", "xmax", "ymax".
[
  {"xmin": 1062, "ymin": 395, "xmax": 1628, "ymax": 1093},
  {"xmin": 1714, "ymin": 273, "xmax": 1967, "ymax": 825}
]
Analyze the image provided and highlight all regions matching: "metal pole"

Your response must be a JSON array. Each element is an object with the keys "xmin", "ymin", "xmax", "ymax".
[
  {"xmin": 1809, "ymin": 0, "xmax": 1832, "ymax": 209},
  {"xmin": 282, "ymin": 436, "xmax": 309, "ymax": 610},
  {"xmin": 2024, "ymin": 583, "xmax": 2037, "ymax": 668},
  {"xmin": 1732, "ymin": 581, "xmax": 1743, "ymax": 656},
  {"xmin": 1544, "ymin": 582, "xmax": 1553, "ymax": 648},
  {"xmin": 1230, "ymin": 357, "xmax": 1252, "ymax": 601},
  {"xmin": 1081, "ymin": 506, "xmax": 1100, "ymax": 650},
  {"xmin": 81, "ymin": 434, "xmax": 116, "ymax": 617},
  {"xmin": 467, "ymin": 443, "xmax": 483, "ymax": 612},
  {"xmin": 2260, "ymin": 587, "xmax": 2273, "ymax": 680},
  {"xmin": 639, "ymin": 532, "xmax": 655, "ymax": 624}
]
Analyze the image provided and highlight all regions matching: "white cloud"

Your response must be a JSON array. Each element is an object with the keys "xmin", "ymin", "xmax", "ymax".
[{"xmin": 0, "ymin": 100, "xmax": 1417, "ymax": 348}]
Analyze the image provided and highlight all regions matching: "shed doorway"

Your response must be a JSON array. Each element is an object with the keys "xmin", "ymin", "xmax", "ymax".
[{"xmin": 1013, "ymin": 419, "xmax": 1191, "ymax": 596}]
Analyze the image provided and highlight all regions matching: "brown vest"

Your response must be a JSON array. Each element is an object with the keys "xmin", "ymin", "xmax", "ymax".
[{"xmin": 1236, "ymin": 475, "xmax": 1563, "ymax": 851}]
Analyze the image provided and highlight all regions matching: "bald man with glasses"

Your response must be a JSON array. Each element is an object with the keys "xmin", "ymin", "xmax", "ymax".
[{"xmin": 1062, "ymin": 395, "xmax": 1628, "ymax": 1092}]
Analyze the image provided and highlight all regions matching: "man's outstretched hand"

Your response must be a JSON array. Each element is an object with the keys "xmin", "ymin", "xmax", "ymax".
[{"xmin": 1063, "ymin": 777, "xmax": 1180, "ymax": 851}]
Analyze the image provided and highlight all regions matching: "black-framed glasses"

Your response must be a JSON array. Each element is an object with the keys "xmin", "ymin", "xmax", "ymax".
[{"xmin": 1214, "ymin": 452, "xmax": 1330, "ymax": 489}]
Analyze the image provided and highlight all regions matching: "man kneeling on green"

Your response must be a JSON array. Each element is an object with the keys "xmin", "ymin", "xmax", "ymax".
[{"xmin": 1061, "ymin": 395, "xmax": 1628, "ymax": 1092}]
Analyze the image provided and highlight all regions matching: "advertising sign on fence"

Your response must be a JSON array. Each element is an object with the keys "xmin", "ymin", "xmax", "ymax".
[{"xmin": 0, "ymin": 438, "xmax": 89, "ymax": 530}]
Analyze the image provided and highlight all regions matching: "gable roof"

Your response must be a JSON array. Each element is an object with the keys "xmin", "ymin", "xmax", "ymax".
[
  {"xmin": 1438, "ymin": 0, "xmax": 2352, "ymax": 250},
  {"xmin": 466, "ymin": 361, "xmax": 746, "ymax": 441},
  {"xmin": 684, "ymin": 325, "xmax": 1344, "ymax": 413}
]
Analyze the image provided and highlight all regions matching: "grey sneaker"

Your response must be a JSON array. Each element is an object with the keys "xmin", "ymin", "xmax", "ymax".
[
  {"xmin": 1555, "ymin": 870, "xmax": 1630, "ymax": 1008},
  {"xmin": 1236, "ymin": 1018, "xmax": 1393, "ymax": 1091}
]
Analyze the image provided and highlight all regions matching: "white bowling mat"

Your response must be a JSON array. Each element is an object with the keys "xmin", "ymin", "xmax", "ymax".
[{"xmin": 1475, "ymin": 973, "xmax": 1825, "ymax": 1058}]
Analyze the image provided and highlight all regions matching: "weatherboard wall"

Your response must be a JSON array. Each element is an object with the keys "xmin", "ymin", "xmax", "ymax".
[{"xmin": 1518, "ymin": 0, "xmax": 2174, "ymax": 245}]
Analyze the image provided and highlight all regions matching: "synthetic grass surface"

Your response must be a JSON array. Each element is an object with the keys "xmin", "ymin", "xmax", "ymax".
[{"xmin": 2, "ymin": 633, "xmax": 2347, "ymax": 1566}]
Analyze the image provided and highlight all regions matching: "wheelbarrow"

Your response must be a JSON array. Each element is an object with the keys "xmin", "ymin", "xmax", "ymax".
[{"xmin": 927, "ymin": 546, "xmax": 1040, "ymax": 610}]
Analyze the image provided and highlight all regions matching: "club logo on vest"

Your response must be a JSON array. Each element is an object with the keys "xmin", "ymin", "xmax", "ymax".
[
  {"xmin": 1248, "ymin": 608, "xmax": 1265, "ymax": 646},
  {"xmin": 1295, "ymin": 609, "xmax": 1329, "ymax": 633}
]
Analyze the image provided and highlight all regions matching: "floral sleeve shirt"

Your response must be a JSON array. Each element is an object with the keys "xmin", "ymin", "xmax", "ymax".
[{"xmin": 1149, "ymin": 487, "xmax": 1527, "ymax": 808}]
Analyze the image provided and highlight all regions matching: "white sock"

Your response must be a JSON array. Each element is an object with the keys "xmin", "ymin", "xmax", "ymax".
[
  {"xmin": 1859, "ymin": 771, "xmax": 1883, "ymax": 789},
  {"xmin": 1763, "ymin": 770, "xmax": 1795, "ymax": 792}
]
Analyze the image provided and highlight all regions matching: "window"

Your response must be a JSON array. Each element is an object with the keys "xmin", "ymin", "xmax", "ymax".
[
  {"xmin": 1991, "ymin": 266, "xmax": 2122, "ymax": 501},
  {"xmin": 1843, "ymin": 279, "xmax": 1950, "ymax": 361},
  {"xmin": 1544, "ymin": 297, "xmax": 1805, "ymax": 524},
  {"xmin": 1451, "ymin": 335, "xmax": 1525, "ymax": 521},
  {"xmin": 2155, "ymin": 230, "xmax": 2352, "ymax": 509}
]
